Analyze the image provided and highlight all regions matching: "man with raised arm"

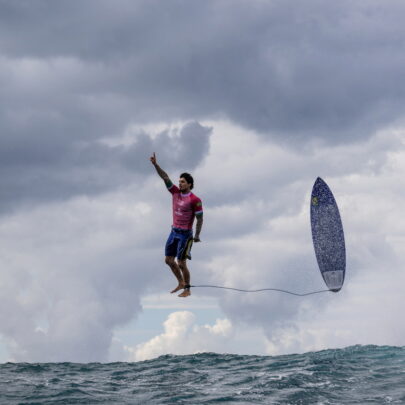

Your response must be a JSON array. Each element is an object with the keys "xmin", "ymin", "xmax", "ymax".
[{"xmin": 150, "ymin": 152, "xmax": 203, "ymax": 298}]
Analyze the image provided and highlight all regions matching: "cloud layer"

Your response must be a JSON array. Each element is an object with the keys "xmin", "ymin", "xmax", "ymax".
[
  {"xmin": 2, "ymin": 0, "xmax": 405, "ymax": 148},
  {"xmin": 1, "ymin": 1, "xmax": 405, "ymax": 361},
  {"xmin": 0, "ymin": 120, "xmax": 211, "ymax": 213},
  {"xmin": 129, "ymin": 311, "xmax": 234, "ymax": 361}
]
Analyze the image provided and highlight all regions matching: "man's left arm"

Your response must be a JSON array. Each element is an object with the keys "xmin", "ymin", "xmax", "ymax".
[{"xmin": 194, "ymin": 214, "xmax": 203, "ymax": 242}]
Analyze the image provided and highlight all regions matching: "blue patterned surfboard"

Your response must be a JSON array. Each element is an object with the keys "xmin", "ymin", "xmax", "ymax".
[{"xmin": 310, "ymin": 177, "xmax": 346, "ymax": 292}]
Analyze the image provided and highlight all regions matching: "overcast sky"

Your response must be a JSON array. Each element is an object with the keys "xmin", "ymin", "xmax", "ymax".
[{"xmin": 0, "ymin": 0, "xmax": 404, "ymax": 362}]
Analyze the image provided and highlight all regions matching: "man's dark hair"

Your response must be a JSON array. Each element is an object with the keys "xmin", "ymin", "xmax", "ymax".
[{"xmin": 180, "ymin": 172, "xmax": 194, "ymax": 190}]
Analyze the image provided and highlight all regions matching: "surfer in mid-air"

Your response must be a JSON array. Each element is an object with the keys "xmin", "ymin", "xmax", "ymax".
[{"xmin": 150, "ymin": 152, "xmax": 203, "ymax": 297}]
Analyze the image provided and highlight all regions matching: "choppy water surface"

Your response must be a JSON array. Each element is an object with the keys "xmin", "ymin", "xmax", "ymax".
[{"xmin": 0, "ymin": 345, "xmax": 404, "ymax": 404}]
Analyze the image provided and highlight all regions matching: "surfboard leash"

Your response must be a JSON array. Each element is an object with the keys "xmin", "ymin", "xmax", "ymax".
[{"xmin": 189, "ymin": 285, "xmax": 332, "ymax": 297}]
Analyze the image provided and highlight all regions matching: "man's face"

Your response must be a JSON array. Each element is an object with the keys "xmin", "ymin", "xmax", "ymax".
[{"xmin": 179, "ymin": 177, "xmax": 191, "ymax": 192}]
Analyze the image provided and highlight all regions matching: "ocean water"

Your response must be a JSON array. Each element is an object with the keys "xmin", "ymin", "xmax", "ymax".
[{"xmin": 0, "ymin": 345, "xmax": 404, "ymax": 404}]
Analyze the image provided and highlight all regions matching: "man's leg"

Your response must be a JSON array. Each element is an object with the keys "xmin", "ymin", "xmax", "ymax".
[
  {"xmin": 165, "ymin": 256, "xmax": 185, "ymax": 293},
  {"xmin": 177, "ymin": 259, "xmax": 191, "ymax": 297}
]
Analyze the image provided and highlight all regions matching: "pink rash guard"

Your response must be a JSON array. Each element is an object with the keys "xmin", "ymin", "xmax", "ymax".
[{"xmin": 167, "ymin": 183, "xmax": 203, "ymax": 230}]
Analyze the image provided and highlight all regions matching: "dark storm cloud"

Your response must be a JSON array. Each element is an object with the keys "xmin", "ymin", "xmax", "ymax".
[
  {"xmin": 1, "ymin": 0, "xmax": 405, "ymax": 211},
  {"xmin": 2, "ymin": 0, "xmax": 405, "ymax": 141},
  {"xmin": 0, "ymin": 121, "xmax": 211, "ymax": 213}
]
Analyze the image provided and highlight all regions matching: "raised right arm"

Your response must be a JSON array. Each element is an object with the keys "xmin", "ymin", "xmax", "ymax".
[{"xmin": 150, "ymin": 152, "xmax": 173, "ymax": 187}]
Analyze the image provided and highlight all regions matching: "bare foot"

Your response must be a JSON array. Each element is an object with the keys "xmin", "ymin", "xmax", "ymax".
[
  {"xmin": 178, "ymin": 289, "xmax": 191, "ymax": 298},
  {"xmin": 170, "ymin": 283, "xmax": 185, "ymax": 293}
]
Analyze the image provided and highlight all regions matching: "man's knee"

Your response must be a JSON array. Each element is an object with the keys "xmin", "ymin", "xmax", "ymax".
[
  {"xmin": 177, "ymin": 259, "xmax": 187, "ymax": 270},
  {"xmin": 165, "ymin": 256, "xmax": 175, "ymax": 266}
]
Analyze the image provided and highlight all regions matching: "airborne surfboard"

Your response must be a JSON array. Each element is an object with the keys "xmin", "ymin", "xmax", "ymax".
[{"xmin": 310, "ymin": 177, "xmax": 346, "ymax": 292}]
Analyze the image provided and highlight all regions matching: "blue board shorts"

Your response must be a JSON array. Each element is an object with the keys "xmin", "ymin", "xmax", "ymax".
[{"xmin": 165, "ymin": 227, "xmax": 193, "ymax": 260}]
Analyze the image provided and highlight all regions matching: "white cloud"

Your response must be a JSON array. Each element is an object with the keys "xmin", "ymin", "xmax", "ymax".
[
  {"xmin": 128, "ymin": 311, "xmax": 234, "ymax": 361},
  {"xmin": 185, "ymin": 121, "xmax": 405, "ymax": 355},
  {"xmin": 0, "ymin": 187, "xmax": 165, "ymax": 362},
  {"xmin": 264, "ymin": 265, "xmax": 405, "ymax": 355}
]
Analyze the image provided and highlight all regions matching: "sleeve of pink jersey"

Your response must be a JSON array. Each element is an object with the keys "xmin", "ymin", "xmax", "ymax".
[
  {"xmin": 166, "ymin": 181, "xmax": 179, "ymax": 194},
  {"xmin": 193, "ymin": 196, "xmax": 203, "ymax": 215}
]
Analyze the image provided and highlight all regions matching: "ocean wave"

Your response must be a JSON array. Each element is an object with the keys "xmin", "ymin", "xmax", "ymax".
[{"xmin": 0, "ymin": 345, "xmax": 403, "ymax": 404}]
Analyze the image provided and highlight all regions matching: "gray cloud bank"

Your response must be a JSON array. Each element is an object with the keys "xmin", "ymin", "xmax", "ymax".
[
  {"xmin": 2, "ymin": 0, "xmax": 405, "ymax": 144},
  {"xmin": 2, "ymin": 0, "xmax": 405, "ymax": 211},
  {"xmin": 0, "ymin": 121, "xmax": 211, "ymax": 213}
]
